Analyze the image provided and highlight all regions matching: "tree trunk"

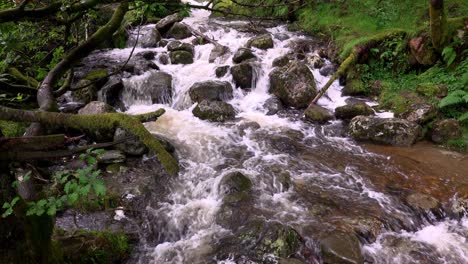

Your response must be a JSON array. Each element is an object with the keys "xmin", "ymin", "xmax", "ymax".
[{"xmin": 429, "ymin": 0, "xmax": 447, "ymax": 52}]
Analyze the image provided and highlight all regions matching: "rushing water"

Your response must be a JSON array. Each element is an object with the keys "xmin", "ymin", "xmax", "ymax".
[{"xmin": 84, "ymin": 1, "xmax": 468, "ymax": 263}]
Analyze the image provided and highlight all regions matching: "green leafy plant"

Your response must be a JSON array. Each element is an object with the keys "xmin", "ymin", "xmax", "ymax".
[
  {"xmin": 439, "ymin": 90, "xmax": 468, "ymax": 108},
  {"xmin": 442, "ymin": 47, "xmax": 457, "ymax": 67},
  {"xmin": 2, "ymin": 149, "xmax": 107, "ymax": 218}
]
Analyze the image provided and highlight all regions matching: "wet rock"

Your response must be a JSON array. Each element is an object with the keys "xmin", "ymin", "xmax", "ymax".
[
  {"xmin": 158, "ymin": 39, "xmax": 168, "ymax": 47},
  {"xmin": 158, "ymin": 53, "xmax": 169, "ymax": 65},
  {"xmin": 237, "ymin": 121, "xmax": 261, "ymax": 136},
  {"xmin": 156, "ymin": 13, "xmax": 183, "ymax": 34},
  {"xmin": 342, "ymin": 71, "xmax": 367, "ymax": 96},
  {"xmin": 126, "ymin": 55, "xmax": 159, "ymax": 75},
  {"xmin": 263, "ymin": 96, "xmax": 284, "ymax": 115},
  {"xmin": 97, "ymin": 150, "xmax": 126, "ymax": 164},
  {"xmin": 233, "ymin": 48, "xmax": 256, "ymax": 63},
  {"xmin": 268, "ymin": 135, "xmax": 298, "ymax": 154},
  {"xmin": 99, "ymin": 75, "xmax": 124, "ymax": 108},
  {"xmin": 71, "ymin": 79, "xmax": 97, "ymax": 104},
  {"xmin": 83, "ymin": 68, "xmax": 109, "ymax": 88},
  {"xmin": 274, "ymin": 33, "xmax": 290, "ymax": 41},
  {"xmin": 307, "ymin": 54, "xmax": 324, "ymax": 69},
  {"xmin": 59, "ymin": 102, "xmax": 85, "ymax": 114},
  {"xmin": 246, "ymin": 34, "xmax": 274, "ymax": 50},
  {"xmin": 349, "ymin": 116, "xmax": 422, "ymax": 146},
  {"xmin": 189, "ymin": 80, "xmax": 233, "ymax": 102},
  {"xmin": 167, "ymin": 41, "xmax": 194, "ymax": 54},
  {"xmin": 215, "ymin": 65, "xmax": 230, "ymax": 78},
  {"xmin": 231, "ymin": 62, "xmax": 255, "ymax": 89},
  {"xmin": 335, "ymin": 102, "xmax": 374, "ymax": 120},
  {"xmin": 114, "ymin": 127, "xmax": 147, "ymax": 156},
  {"xmin": 192, "ymin": 100, "xmax": 236, "ymax": 122},
  {"xmin": 219, "ymin": 171, "xmax": 253, "ymax": 203},
  {"xmin": 78, "ymin": 101, "xmax": 116, "ymax": 115},
  {"xmin": 170, "ymin": 50, "xmax": 193, "ymax": 64},
  {"xmin": 216, "ymin": 219, "xmax": 302, "ymax": 262},
  {"xmin": 406, "ymin": 193, "xmax": 440, "ymax": 212},
  {"xmin": 431, "ymin": 119, "xmax": 462, "ymax": 144},
  {"xmin": 397, "ymin": 103, "xmax": 437, "ymax": 124},
  {"xmin": 269, "ymin": 61, "xmax": 317, "ymax": 109},
  {"xmin": 192, "ymin": 36, "xmax": 209, "ymax": 45},
  {"xmin": 165, "ymin": 22, "xmax": 191, "ymax": 39},
  {"xmin": 127, "ymin": 71, "xmax": 173, "ymax": 104},
  {"xmin": 209, "ymin": 44, "xmax": 230, "ymax": 63},
  {"xmin": 135, "ymin": 50, "xmax": 156, "ymax": 60},
  {"xmin": 127, "ymin": 25, "xmax": 161, "ymax": 48},
  {"xmin": 272, "ymin": 55, "xmax": 290, "ymax": 67},
  {"xmin": 319, "ymin": 64, "xmax": 335, "ymax": 76},
  {"xmin": 343, "ymin": 217, "xmax": 384, "ymax": 243},
  {"xmin": 320, "ymin": 231, "xmax": 363, "ymax": 264},
  {"xmin": 304, "ymin": 104, "xmax": 333, "ymax": 124}
]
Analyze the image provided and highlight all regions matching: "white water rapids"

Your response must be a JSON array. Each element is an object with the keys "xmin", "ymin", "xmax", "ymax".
[{"xmin": 90, "ymin": 1, "xmax": 468, "ymax": 263}]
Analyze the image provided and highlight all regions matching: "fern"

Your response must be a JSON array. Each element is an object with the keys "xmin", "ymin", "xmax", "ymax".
[
  {"xmin": 458, "ymin": 112, "xmax": 468, "ymax": 123},
  {"xmin": 439, "ymin": 90, "xmax": 468, "ymax": 108},
  {"xmin": 442, "ymin": 47, "xmax": 456, "ymax": 67}
]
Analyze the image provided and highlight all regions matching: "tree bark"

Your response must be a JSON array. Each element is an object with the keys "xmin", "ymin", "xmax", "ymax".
[{"xmin": 429, "ymin": 0, "xmax": 447, "ymax": 52}]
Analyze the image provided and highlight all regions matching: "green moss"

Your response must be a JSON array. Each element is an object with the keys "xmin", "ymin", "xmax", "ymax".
[
  {"xmin": 84, "ymin": 68, "xmax": 108, "ymax": 81},
  {"xmin": 73, "ymin": 190, "xmax": 120, "ymax": 212},
  {"xmin": 0, "ymin": 120, "xmax": 28, "ymax": 137}
]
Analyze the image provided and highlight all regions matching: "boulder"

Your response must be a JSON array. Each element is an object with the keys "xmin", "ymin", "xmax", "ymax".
[
  {"xmin": 126, "ymin": 59, "xmax": 159, "ymax": 75},
  {"xmin": 416, "ymin": 83, "xmax": 448, "ymax": 98},
  {"xmin": 431, "ymin": 119, "xmax": 462, "ymax": 143},
  {"xmin": 166, "ymin": 22, "xmax": 192, "ymax": 39},
  {"xmin": 274, "ymin": 33, "xmax": 290, "ymax": 41},
  {"xmin": 232, "ymin": 48, "xmax": 256, "ymax": 63},
  {"xmin": 246, "ymin": 34, "xmax": 274, "ymax": 50},
  {"xmin": 209, "ymin": 44, "xmax": 230, "ymax": 63},
  {"xmin": 158, "ymin": 53, "xmax": 169, "ymax": 65},
  {"xmin": 170, "ymin": 50, "xmax": 193, "ymax": 64},
  {"xmin": 307, "ymin": 54, "xmax": 324, "ymax": 69},
  {"xmin": 219, "ymin": 171, "xmax": 253, "ymax": 203},
  {"xmin": 125, "ymin": 71, "xmax": 172, "ymax": 104},
  {"xmin": 263, "ymin": 96, "xmax": 284, "ymax": 115},
  {"xmin": 158, "ymin": 39, "xmax": 169, "ymax": 47},
  {"xmin": 114, "ymin": 127, "xmax": 147, "ymax": 156},
  {"xmin": 192, "ymin": 100, "xmax": 236, "ymax": 122},
  {"xmin": 320, "ymin": 231, "xmax": 363, "ymax": 264},
  {"xmin": 319, "ymin": 64, "xmax": 335, "ymax": 76},
  {"xmin": 71, "ymin": 79, "xmax": 97, "ymax": 104},
  {"xmin": 304, "ymin": 104, "xmax": 333, "ymax": 124},
  {"xmin": 78, "ymin": 101, "xmax": 116, "ymax": 115},
  {"xmin": 135, "ymin": 51, "xmax": 156, "ymax": 60},
  {"xmin": 127, "ymin": 25, "xmax": 161, "ymax": 48},
  {"xmin": 272, "ymin": 55, "xmax": 290, "ymax": 67},
  {"xmin": 397, "ymin": 103, "xmax": 437, "ymax": 124},
  {"xmin": 215, "ymin": 65, "xmax": 230, "ymax": 78},
  {"xmin": 409, "ymin": 36, "xmax": 438, "ymax": 65},
  {"xmin": 269, "ymin": 61, "xmax": 317, "ymax": 109},
  {"xmin": 335, "ymin": 102, "xmax": 374, "ymax": 120},
  {"xmin": 97, "ymin": 150, "xmax": 126, "ymax": 164},
  {"xmin": 348, "ymin": 116, "xmax": 422, "ymax": 146},
  {"xmin": 189, "ymin": 81, "xmax": 233, "ymax": 102},
  {"xmin": 156, "ymin": 13, "xmax": 183, "ymax": 34},
  {"xmin": 167, "ymin": 41, "xmax": 194, "ymax": 55},
  {"xmin": 192, "ymin": 36, "xmax": 209, "ymax": 45},
  {"xmin": 406, "ymin": 193, "xmax": 440, "ymax": 212},
  {"xmin": 231, "ymin": 62, "xmax": 255, "ymax": 89}
]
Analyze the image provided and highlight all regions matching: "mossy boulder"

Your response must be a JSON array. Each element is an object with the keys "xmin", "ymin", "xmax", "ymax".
[
  {"xmin": 246, "ymin": 34, "xmax": 274, "ymax": 50},
  {"xmin": 272, "ymin": 55, "xmax": 290, "ymax": 67},
  {"xmin": 269, "ymin": 61, "xmax": 317, "ymax": 109},
  {"xmin": 231, "ymin": 62, "xmax": 255, "ymax": 89},
  {"xmin": 71, "ymin": 79, "xmax": 98, "ymax": 104},
  {"xmin": 348, "ymin": 116, "xmax": 422, "ymax": 146},
  {"xmin": 167, "ymin": 41, "xmax": 194, "ymax": 55},
  {"xmin": 165, "ymin": 22, "xmax": 192, "ymax": 39},
  {"xmin": 189, "ymin": 80, "xmax": 233, "ymax": 102},
  {"xmin": 304, "ymin": 104, "xmax": 333, "ymax": 124},
  {"xmin": 114, "ymin": 127, "xmax": 148, "ymax": 156},
  {"xmin": 233, "ymin": 48, "xmax": 256, "ymax": 63},
  {"xmin": 170, "ymin": 50, "xmax": 193, "ymax": 64},
  {"xmin": 216, "ymin": 219, "xmax": 302, "ymax": 262},
  {"xmin": 219, "ymin": 171, "xmax": 253, "ymax": 203},
  {"xmin": 335, "ymin": 102, "xmax": 374, "ymax": 120},
  {"xmin": 320, "ymin": 231, "xmax": 363, "ymax": 264},
  {"xmin": 78, "ymin": 101, "xmax": 116, "ymax": 115},
  {"xmin": 431, "ymin": 119, "xmax": 462, "ymax": 144},
  {"xmin": 192, "ymin": 100, "xmax": 236, "ymax": 122},
  {"xmin": 84, "ymin": 68, "xmax": 108, "ymax": 86},
  {"xmin": 342, "ymin": 77, "xmax": 367, "ymax": 96},
  {"xmin": 416, "ymin": 83, "xmax": 448, "ymax": 98},
  {"xmin": 397, "ymin": 103, "xmax": 437, "ymax": 124}
]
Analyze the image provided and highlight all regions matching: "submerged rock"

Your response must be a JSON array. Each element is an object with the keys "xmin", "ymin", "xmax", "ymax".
[
  {"xmin": 246, "ymin": 34, "xmax": 274, "ymax": 50},
  {"xmin": 209, "ymin": 44, "xmax": 230, "ymax": 63},
  {"xmin": 192, "ymin": 100, "xmax": 236, "ymax": 122},
  {"xmin": 430, "ymin": 119, "xmax": 462, "ymax": 144},
  {"xmin": 215, "ymin": 65, "xmax": 230, "ymax": 78},
  {"xmin": 263, "ymin": 96, "xmax": 284, "ymax": 115},
  {"xmin": 335, "ymin": 102, "xmax": 374, "ymax": 120},
  {"xmin": 348, "ymin": 116, "xmax": 422, "ymax": 146},
  {"xmin": 167, "ymin": 41, "xmax": 194, "ymax": 54},
  {"xmin": 320, "ymin": 231, "xmax": 363, "ymax": 264},
  {"xmin": 304, "ymin": 104, "xmax": 333, "ymax": 124},
  {"xmin": 231, "ymin": 62, "xmax": 255, "ymax": 89},
  {"xmin": 269, "ymin": 61, "xmax": 317, "ymax": 109},
  {"xmin": 189, "ymin": 80, "xmax": 233, "ymax": 102},
  {"xmin": 78, "ymin": 101, "xmax": 116, "ymax": 115},
  {"xmin": 232, "ymin": 48, "xmax": 256, "ymax": 63}
]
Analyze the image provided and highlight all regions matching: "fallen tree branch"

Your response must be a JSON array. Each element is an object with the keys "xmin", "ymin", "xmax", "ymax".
[{"xmin": 0, "ymin": 106, "xmax": 179, "ymax": 175}]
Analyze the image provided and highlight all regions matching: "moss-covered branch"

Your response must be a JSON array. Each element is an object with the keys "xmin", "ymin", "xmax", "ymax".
[{"xmin": 0, "ymin": 106, "xmax": 179, "ymax": 175}]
